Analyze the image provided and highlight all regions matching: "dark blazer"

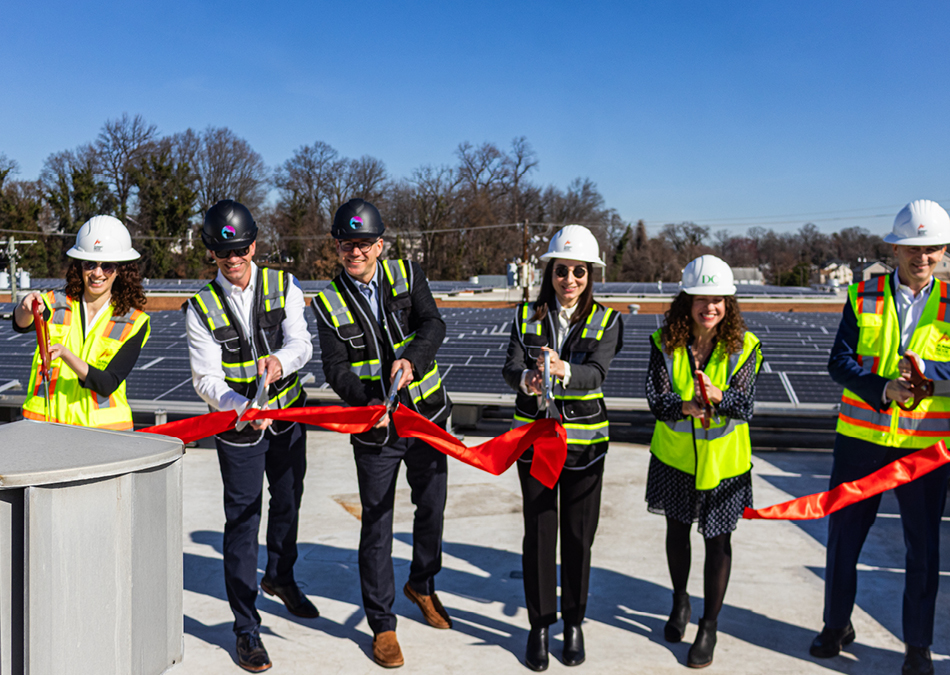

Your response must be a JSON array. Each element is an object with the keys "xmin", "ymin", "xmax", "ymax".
[
  {"xmin": 502, "ymin": 300, "xmax": 623, "ymax": 468},
  {"xmin": 315, "ymin": 260, "xmax": 449, "ymax": 443}
]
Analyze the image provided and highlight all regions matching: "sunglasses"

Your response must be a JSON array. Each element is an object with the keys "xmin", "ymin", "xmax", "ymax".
[
  {"xmin": 554, "ymin": 264, "xmax": 587, "ymax": 279},
  {"xmin": 81, "ymin": 261, "xmax": 119, "ymax": 274},
  {"xmin": 213, "ymin": 246, "xmax": 251, "ymax": 259},
  {"xmin": 339, "ymin": 239, "xmax": 379, "ymax": 253}
]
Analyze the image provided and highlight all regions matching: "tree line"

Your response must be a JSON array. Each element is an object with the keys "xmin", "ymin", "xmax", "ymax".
[{"xmin": 0, "ymin": 114, "xmax": 893, "ymax": 282}]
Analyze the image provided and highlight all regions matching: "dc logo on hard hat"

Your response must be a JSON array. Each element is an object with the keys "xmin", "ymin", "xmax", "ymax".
[
  {"xmin": 349, "ymin": 217, "xmax": 363, "ymax": 229},
  {"xmin": 702, "ymin": 274, "xmax": 718, "ymax": 284},
  {"xmin": 221, "ymin": 225, "xmax": 236, "ymax": 239}
]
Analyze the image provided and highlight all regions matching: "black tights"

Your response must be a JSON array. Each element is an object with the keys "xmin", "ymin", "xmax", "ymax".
[{"xmin": 665, "ymin": 516, "xmax": 732, "ymax": 621}]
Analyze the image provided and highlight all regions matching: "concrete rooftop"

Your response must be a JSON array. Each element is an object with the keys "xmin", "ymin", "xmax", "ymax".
[{"xmin": 174, "ymin": 429, "xmax": 950, "ymax": 674}]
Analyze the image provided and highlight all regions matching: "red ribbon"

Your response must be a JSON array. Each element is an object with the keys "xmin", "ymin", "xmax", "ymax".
[
  {"xmin": 138, "ymin": 404, "xmax": 567, "ymax": 489},
  {"xmin": 743, "ymin": 440, "xmax": 950, "ymax": 520}
]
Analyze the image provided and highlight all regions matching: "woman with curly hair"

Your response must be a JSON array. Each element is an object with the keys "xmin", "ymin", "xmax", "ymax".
[
  {"xmin": 502, "ymin": 225, "xmax": 623, "ymax": 671},
  {"xmin": 645, "ymin": 255, "xmax": 762, "ymax": 668},
  {"xmin": 14, "ymin": 216, "xmax": 149, "ymax": 430}
]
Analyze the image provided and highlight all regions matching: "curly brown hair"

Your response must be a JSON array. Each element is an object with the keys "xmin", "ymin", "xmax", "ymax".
[
  {"xmin": 530, "ymin": 259, "xmax": 595, "ymax": 324},
  {"xmin": 64, "ymin": 260, "xmax": 147, "ymax": 317},
  {"xmin": 660, "ymin": 291, "xmax": 746, "ymax": 357}
]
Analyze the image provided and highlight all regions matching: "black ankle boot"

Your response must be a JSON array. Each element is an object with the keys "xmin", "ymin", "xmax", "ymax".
[
  {"xmin": 687, "ymin": 618, "xmax": 717, "ymax": 668},
  {"xmin": 664, "ymin": 591, "xmax": 691, "ymax": 643},
  {"xmin": 562, "ymin": 623, "xmax": 585, "ymax": 666},
  {"xmin": 525, "ymin": 626, "xmax": 549, "ymax": 671}
]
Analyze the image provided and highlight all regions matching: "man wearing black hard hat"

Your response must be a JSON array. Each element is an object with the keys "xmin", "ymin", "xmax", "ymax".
[
  {"xmin": 314, "ymin": 198, "xmax": 452, "ymax": 668},
  {"xmin": 185, "ymin": 200, "xmax": 316, "ymax": 672}
]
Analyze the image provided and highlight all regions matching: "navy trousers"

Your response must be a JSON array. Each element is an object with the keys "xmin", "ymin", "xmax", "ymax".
[
  {"xmin": 216, "ymin": 423, "xmax": 307, "ymax": 635},
  {"xmin": 823, "ymin": 434, "xmax": 950, "ymax": 647},
  {"xmin": 353, "ymin": 434, "xmax": 448, "ymax": 635}
]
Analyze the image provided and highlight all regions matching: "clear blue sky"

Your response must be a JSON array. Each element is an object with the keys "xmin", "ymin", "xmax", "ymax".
[{"xmin": 2, "ymin": 0, "xmax": 948, "ymax": 235}]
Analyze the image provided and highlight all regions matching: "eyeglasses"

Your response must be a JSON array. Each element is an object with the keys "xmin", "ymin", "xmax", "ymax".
[
  {"xmin": 213, "ymin": 247, "xmax": 251, "ymax": 259},
  {"xmin": 554, "ymin": 264, "xmax": 587, "ymax": 279},
  {"xmin": 339, "ymin": 239, "xmax": 379, "ymax": 253},
  {"xmin": 81, "ymin": 261, "xmax": 118, "ymax": 274}
]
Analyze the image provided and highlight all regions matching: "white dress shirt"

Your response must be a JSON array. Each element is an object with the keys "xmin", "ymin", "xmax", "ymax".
[
  {"xmin": 185, "ymin": 263, "xmax": 313, "ymax": 411},
  {"xmin": 520, "ymin": 300, "xmax": 575, "ymax": 394},
  {"xmin": 894, "ymin": 269, "xmax": 933, "ymax": 353}
]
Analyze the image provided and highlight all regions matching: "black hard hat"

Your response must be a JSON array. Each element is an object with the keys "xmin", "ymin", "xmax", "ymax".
[
  {"xmin": 201, "ymin": 200, "xmax": 258, "ymax": 251},
  {"xmin": 331, "ymin": 199, "xmax": 385, "ymax": 239}
]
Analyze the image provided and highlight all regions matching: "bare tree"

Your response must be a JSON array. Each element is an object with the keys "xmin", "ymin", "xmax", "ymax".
[
  {"xmin": 193, "ymin": 127, "xmax": 268, "ymax": 214},
  {"xmin": 95, "ymin": 113, "xmax": 159, "ymax": 220}
]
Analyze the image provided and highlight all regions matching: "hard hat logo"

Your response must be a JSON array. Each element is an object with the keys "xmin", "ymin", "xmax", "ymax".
[
  {"xmin": 702, "ymin": 274, "xmax": 718, "ymax": 284},
  {"xmin": 918, "ymin": 224, "xmax": 927, "ymax": 235},
  {"xmin": 93, "ymin": 239, "xmax": 103, "ymax": 251},
  {"xmin": 349, "ymin": 217, "xmax": 364, "ymax": 230},
  {"xmin": 221, "ymin": 225, "xmax": 236, "ymax": 239}
]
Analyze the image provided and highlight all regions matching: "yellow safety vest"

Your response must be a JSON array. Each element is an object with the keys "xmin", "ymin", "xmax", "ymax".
[
  {"xmin": 836, "ymin": 276, "xmax": 950, "ymax": 447},
  {"xmin": 649, "ymin": 329, "xmax": 762, "ymax": 490},
  {"xmin": 23, "ymin": 291, "xmax": 150, "ymax": 430}
]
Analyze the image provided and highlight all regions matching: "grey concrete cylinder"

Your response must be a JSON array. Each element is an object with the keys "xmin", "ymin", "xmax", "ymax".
[{"xmin": 0, "ymin": 420, "xmax": 184, "ymax": 674}]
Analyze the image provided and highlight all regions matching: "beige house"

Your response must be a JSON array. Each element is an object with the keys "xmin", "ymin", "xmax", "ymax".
[
  {"xmin": 811, "ymin": 261, "xmax": 853, "ymax": 287},
  {"xmin": 731, "ymin": 267, "xmax": 765, "ymax": 285},
  {"xmin": 856, "ymin": 261, "xmax": 893, "ymax": 281}
]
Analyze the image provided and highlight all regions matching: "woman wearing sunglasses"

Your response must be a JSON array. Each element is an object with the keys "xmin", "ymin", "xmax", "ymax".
[
  {"xmin": 14, "ymin": 215, "xmax": 149, "ymax": 430},
  {"xmin": 645, "ymin": 255, "xmax": 762, "ymax": 668},
  {"xmin": 502, "ymin": 224, "xmax": 622, "ymax": 671}
]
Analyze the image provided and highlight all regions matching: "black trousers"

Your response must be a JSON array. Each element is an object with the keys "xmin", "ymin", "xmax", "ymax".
[
  {"xmin": 518, "ymin": 458, "xmax": 605, "ymax": 628},
  {"xmin": 216, "ymin": 423, "xmax": 307, "ymax": 636},
  {"xmin": 823, "ymin": 434, "xmax": 950, "ymax": 647},
  {"xmin": 354, "ymin": 434, "xmax": 448, "ymax": 634}
]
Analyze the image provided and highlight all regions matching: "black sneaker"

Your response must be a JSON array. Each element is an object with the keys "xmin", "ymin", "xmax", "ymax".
[{"xmin": 236, "ymin": 633, "xmax": 272, "ymax": 672}]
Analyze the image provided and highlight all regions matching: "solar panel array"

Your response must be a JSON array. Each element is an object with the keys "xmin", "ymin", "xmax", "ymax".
[
  {"xmin": 0, "ymin": 303, "xmax": 843, "ymax": 414},
  {"xmin": 592, "ymin": 282, "xmax": 829, "ymax": 297}
]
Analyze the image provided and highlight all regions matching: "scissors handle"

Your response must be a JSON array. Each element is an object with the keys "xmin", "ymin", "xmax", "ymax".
[
  {"xmin": 896, "ymin": 354, "xmax": 934, "ymax": 411},
  {"xmin": 697, "ymin": 374, "xmax": 713, "ymax": 430},
  {"xmin": 31, "ymin": 298, "xmax": 50, "ymax": 377}
]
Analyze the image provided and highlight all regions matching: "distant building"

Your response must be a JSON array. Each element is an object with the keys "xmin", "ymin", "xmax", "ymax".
[
  {"xmin": 811, "ymin": 261, "xmax": 853, "ymax": 287},
  {"xmin": 731, "ymin": 267, "xmax": 765, "ymax": 285},
  {"xmin": 856, "ymin": 261, "xmax": 892, "ymax": 281},
  {"xmin": 934, "ymin": 258, "xmax": 950, "ymax": 283}
]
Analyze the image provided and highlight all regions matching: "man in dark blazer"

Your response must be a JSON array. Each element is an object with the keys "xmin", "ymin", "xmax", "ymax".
[
  {"xmin": 811, "ymin": 200, "xmax": 950, "ymax": 675},
  {"xmin": 313, "ymin": 199, "xmax": 452, "ymax": 669}
]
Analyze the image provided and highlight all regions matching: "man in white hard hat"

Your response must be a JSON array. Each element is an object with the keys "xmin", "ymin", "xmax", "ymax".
[{"xmin": 811, "ymin": 200, "xmax": 950, "ymax": 675}]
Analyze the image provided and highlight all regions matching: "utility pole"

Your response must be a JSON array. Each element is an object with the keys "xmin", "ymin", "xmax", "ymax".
[
  {"xmin": 7, "ymin": 236, "xmax": 37, "ymax": 302},
  {"xmin": 522, "ymin": 220, "xmax": 529, "ymax": 303}
]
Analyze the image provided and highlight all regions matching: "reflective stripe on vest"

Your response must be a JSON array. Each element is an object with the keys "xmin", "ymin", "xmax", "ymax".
[
  {"xmin": 837, "ymin": 277, "xmax": 950, "ymax": 448},
  {"xmin": 224, "ymin": 359, "xmax": 258, "ymax": 383},
  {"xmin": 317, "ymin": 281, "xmax": 354, "ymax": 329},
  {"xmin": 561, "ymin": 420, "xmax": 609, "ymax": 445},
  {"xmin": 351, "ymin": 358, "xmax": 382, "ymax": 381},
  {"xmin": 648, "ymin": 328, "xmax": 761, "ymax": 490},
  {"xmin": 383, "ymin": 259, "xmax": 410, "ymax": 297},
  {"xmin": 580, "ymin": 306, "xmax": 613, "ymax": 341},
  {"xmin": 194, "ymin": 288, "xmax": 230, "ymax": 332},
  {"xmin": 521, "ymin": 304, "xmax": 542, "ymax": 336},
  {"xmin": 408, "ymin": 362, "xmax": 442, "ymax": 404},
  {"xmin": 262, "ymin": 267, "xmax": 286, "ymax": 314}
]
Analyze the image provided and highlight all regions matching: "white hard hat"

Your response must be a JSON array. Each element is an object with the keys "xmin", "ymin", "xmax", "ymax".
[
  {"xmin": 66, "ymin": 215, "xmax": 140, "ymax": 262},
  {"xmin": 681, "ymin": 255, "xmax": 737, "ymax": 296},
  {"xmin": 539, "ymin": 224, "xmax": 604, "ymax": 267},
  {"xmin": 883, "ymin": 200, "xmax": 950, "ymax": 247}
]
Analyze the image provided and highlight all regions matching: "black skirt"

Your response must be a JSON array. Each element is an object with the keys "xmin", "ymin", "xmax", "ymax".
[{"xmin": 645, "ymin": 454, "xmax": 753, "ymax": 539}]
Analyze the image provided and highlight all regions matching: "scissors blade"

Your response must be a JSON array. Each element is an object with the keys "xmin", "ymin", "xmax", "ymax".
[{"xmin": 387, "ymin": 368, "xmax": 404, "ymax": 413}]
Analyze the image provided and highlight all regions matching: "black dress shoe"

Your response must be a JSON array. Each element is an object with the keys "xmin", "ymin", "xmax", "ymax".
[
  {"xmin": 260, "ymin": 578, "xmax": 320, "ymax": 618},
  {"xmin": 236, "ymin": 633, "xmax": 272, "ymax": 672},
  {"xmin": 809, "ymin": 622, "xmax": 855, "ymax": 658},
  {"xmin": 562, "ymin": 623, "xmax": 585, "ymax": 666},
  {"xmin": 902, "ymin": 645, "xmax": 934, "ymax": 675},
  {"xmin": 525, "ymin": 626, "xmax": 549, "ymax": 671},
  {"xmin": 687, "ymin": 618, "xmax": 717, "ymax": 669},
  {"xmin": 665, "ymin": 591, "xmax": 691, "ymax": 643}
]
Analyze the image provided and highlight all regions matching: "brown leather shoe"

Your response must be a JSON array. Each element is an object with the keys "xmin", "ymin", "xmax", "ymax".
[
  {"xmin": 403, "ymin": 582, "xmax": 452, "ymax": 629},
  {"xmin": 372, "ymin": 631, "xmax": 404, "ymax": 668}
]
